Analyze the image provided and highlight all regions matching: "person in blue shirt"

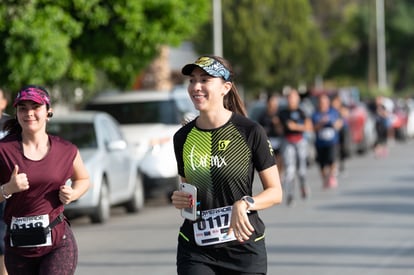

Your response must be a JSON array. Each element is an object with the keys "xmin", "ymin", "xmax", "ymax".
[{"xmin": 312, "ymin": 94, "xmax": 343, "ymax": 189}]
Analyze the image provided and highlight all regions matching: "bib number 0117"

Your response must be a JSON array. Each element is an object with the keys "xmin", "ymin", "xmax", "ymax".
[
  {"xmin": 196, "ymin": 213, "xmax": 230, "ymax": 231},
  {"xmin": 193, "ymin": 206, "xmax": 236, "ymax": 246}
]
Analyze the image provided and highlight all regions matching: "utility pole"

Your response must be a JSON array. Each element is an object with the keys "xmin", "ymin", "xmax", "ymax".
[
  {"xmin": 376, "ymin": 0, "xmax": 387, "ymax": 91},
  {"xmin": 213, "ymin": 0, "xmax": 223, "ymax": 57},
  {"xmin": 368, "ymin": 0, "xmax": 377, "ymax": 90}
]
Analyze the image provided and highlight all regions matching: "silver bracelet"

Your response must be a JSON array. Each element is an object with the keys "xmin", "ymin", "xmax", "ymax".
[{"xmin": 1, "ymin": 185, "xmax": 12, "ymax": 199}]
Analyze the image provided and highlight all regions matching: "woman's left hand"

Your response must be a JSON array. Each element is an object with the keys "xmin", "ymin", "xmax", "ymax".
[
  {"xmin": 228, "ymin": 200, "xmax": 255, "ymax": 242},
  {"xmin": 59, "ymin": 185, "xmax": 74, "ymax": 205}
]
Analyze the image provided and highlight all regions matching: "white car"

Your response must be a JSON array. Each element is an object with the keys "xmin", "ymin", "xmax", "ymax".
[
  {"xmin": 405, "ymin": 99, "xmax": 414, "ymax": 138},
  {"xmin": 47, "ymin": 111, "xmax": 144, "ymax": 223},
  {"xmin": 84, "ymin": 90, "xmax": 194, "ymax": 199}
]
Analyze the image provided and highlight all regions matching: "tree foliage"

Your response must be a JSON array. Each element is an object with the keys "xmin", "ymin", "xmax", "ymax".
[
  {"xmin": 193, "ymin": 0, "xmax": 329, "ymax": 96},
  {"xmin": 191, "ymin": 0, "xmax": 414, "ymax": 97},
  {"xmin": 0, "ymin": 0, "xmax": 210, "ymax": 101},
  {"xmin": 385, "ymin": 0, "xmax": 414, "ymax": 91},
  {"xmin": 4, "ymin": 0, "xmax": 414, "ymax": 104},
  {"xmin": 312, "ymin": 0, "xmax": 414, "ymax": 94},
  {"xmin": 310, "ymin": 0, "xmax": 374, "ymax": 90}
]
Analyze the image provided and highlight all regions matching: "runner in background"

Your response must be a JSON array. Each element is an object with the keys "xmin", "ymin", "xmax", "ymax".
[
  {"xmin": 257, "ymin": 93, "xmax": 284, "ymax": 178},
  {"xmin": 312, "ymin": 94, "xmax": 343, "ymax": 189},
  {"xmin": 278, "ymin": 88, "xmax": 312, "ymax": 206},
  {"xmin": 373, "ymin": 96, "xmax": 393, "ymax": 158},
  {"xmin": 331, "ymin": 94, "xmax": 350, "ymax": 175}
]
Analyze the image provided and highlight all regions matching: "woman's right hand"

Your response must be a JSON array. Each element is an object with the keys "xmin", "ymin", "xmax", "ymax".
[
  {"xmin": 6, "ymin": 164, "xmax": 30, "ymax": 195},
  {"xmin": 171, "ymin": 190, "xmax": 193, "ymax": 210}
]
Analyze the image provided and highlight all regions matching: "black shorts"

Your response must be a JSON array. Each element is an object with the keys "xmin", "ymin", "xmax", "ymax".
[
  {"xmin": 316, "ymin": 145, "xmax": 337, "ymax": 168},
  {"xmin": 375, "ymin": 119, "xmax": 388, "ymax": 145},
  {"xmin": 177, "ymin": 236, "xmax": 267, "ymax": 275}
]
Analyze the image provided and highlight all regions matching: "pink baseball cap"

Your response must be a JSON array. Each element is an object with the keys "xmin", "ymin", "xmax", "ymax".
[{"xmin": 13, "ymin": 85, "xmax": 51, "ymax": 107}]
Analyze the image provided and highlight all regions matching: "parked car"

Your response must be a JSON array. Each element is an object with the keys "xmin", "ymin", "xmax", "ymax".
[
  {"xmin": 404, "ymin": 98, "xmax": 414, "ymax": 138},
  {"xmin": 346, "ymin": 101, "xmax": 377, "ymax": 154},
  {"xmin": 47, "ymin": 111, "xmax": 144, "ymax": 224},
  {"xmin": 84, "ymin": 90, "xmax": 190, "ymax": 199},
  {"xmin": 171, "ymin": 85, "xmax": 199, "ymax": 122}
]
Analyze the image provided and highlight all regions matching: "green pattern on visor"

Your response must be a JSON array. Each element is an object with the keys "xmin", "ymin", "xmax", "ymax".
[{"xmin": 182, "ymin": 56, "xmax": 231, "ymax": 81}]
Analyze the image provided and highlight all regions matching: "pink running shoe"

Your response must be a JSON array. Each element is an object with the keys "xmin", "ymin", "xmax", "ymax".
[{"xmin": 328, "ymin": 176, "xmax": 338, "ymax": 188}]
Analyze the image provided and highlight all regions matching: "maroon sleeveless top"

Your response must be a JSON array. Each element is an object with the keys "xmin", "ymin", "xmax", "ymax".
[{"xmin": 0, "ymin": 134, "xmax": 77, "ymax": 257}]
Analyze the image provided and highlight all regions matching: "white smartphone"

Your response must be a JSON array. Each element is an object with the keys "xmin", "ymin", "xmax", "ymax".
[{"xmin": 180, "ymin": 183, "xmax": 198, "ymax": 221}]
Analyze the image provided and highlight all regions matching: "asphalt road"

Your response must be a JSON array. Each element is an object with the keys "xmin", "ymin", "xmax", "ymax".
[{"xmin": 71, "ymin": 139, "xmax": 414, "ymax": 275}]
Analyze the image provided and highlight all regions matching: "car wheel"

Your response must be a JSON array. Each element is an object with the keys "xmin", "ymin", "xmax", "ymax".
[
  {"xmin": 90, "ymin": 178, "xmax": 110, "ymax": 224},
  {"xmin": 124, "ymin": 173, "xmax": 145, "ymax": 213}
]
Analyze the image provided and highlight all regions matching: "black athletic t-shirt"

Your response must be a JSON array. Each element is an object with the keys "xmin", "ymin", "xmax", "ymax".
[{"xmin": 173, "ymin": 113, "xmax": 275, "ymax": 247}]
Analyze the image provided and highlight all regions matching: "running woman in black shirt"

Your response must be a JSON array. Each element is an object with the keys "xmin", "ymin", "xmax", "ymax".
[
  {"xmin": 171, "ymin": 56, "xmax": 283, "ymax": 275},
  {"xmin": 278, "ymin": 89, "xmax": 312, "ymax": 206}
]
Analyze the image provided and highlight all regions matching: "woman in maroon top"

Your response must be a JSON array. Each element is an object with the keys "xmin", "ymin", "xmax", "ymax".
[{"xmin": 0, "ymin": 85, "xmax": 90, "ymax": 275}]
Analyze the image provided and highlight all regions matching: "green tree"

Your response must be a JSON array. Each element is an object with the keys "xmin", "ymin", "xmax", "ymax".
[
  {"xmin": 312, "ymin": 0, "xmax": 414, "ymax": 95},
  {"xmin": 385, "ymin": 0, "xmax": 414, "ymax": 92},
  {"xmin": 193, "ymin": 0, "xmax": 328, "ymax": 97},
  {"xmin": 311, "ymin": 0, "xmax": 372, "ymax": 88},
  {"xmin": 0, "ymin": 0, "xmax": 210, "ymax": 102}
]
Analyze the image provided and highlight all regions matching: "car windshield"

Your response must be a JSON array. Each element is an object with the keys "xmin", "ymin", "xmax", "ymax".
[
  {"xmin": 174, "ymin": 96, "xmax": 197, "ymax": 115},
  {"xmin": 48, "ymin": 122, "xmax": 98, "ymax": 149},
  {"xmin": 85, "ymin": 100, "xmax": 181, "ymax": 125}
]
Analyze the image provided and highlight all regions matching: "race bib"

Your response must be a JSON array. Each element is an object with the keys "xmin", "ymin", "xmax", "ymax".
[
  {"xmin": 318, "ymin": 127, "xmax": 335, "ymax": 141},
  {"xmin": 10, "ymin": 214, "xmax": 52, "ymax": 247},
  {"xmin": 193, "ymin": 206, "xmax": 236, "ymax": 246}
]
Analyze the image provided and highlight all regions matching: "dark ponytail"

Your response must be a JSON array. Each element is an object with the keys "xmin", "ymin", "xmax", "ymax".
[
  {"xmin": 4, "ymin": 118, "xmax": 21, "ymax": 136},
  {"xmin": 209, "ymin": 55, "xmax": 247, "ymax": 117}
]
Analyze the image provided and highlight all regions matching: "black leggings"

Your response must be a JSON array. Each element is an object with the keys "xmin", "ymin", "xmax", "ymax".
[{"xmin": 4, "ymin": 222, "xmax": 78, "ymax": 275}]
